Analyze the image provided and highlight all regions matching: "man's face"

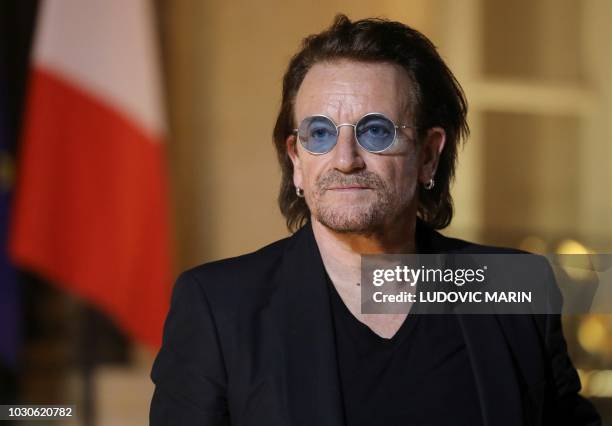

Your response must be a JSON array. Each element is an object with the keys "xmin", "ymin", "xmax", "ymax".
[{"xmin": 287, "ymin": 59, "xmax": 444, "ymax": 235}]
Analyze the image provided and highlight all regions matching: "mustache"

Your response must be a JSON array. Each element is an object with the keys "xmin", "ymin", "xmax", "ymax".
[{"xmin": 316, "ymin": 170, "xmax": 384, "ymax": 190}]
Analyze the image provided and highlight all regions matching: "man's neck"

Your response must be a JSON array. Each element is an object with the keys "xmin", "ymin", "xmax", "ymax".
[{"xmin": 311, "ymin": 215, "xmax": 417, "ymax": 287}]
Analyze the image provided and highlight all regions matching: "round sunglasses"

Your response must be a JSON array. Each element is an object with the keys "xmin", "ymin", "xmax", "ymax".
[{"xmin": 293, "ymin": 112, "xmax": 415, "ymax": 154}]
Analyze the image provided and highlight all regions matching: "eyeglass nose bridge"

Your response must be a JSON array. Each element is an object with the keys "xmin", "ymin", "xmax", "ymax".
[
  {"xmin": 335, "ymin": 123, "xmax": 357, "ymax": 129},
  {"xmin": 334, "ymin": 123, "xmax": 358, "ymax": 140}
]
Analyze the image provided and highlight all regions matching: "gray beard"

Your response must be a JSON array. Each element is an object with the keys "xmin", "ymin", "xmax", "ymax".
[
  {"xmin": 314, "ymin": 192, "xmax": 393, "ymax": 236},
  {"xmin": 309, "ymin": 170, "xmax": 413, "ymax": 237}
]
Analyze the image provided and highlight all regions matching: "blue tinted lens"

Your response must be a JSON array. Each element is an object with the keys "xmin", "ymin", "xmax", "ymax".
[
  {"xmin": 298, "ymin": 116, "xmax": 338, "ymax": 154},
  {"xmin": 355, "ymin": 114, "xmax": 396, "ymax": 152}
]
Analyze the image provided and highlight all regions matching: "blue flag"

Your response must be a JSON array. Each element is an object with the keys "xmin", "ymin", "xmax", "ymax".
[{"xmin": 0, "ymin": 64, "xmax": 20, "ymax": 368}]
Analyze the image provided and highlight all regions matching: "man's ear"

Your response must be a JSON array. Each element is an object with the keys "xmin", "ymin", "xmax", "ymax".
[
  {"xmin": 286, "ymin": 134, "xmax": 303, "ymax": 188},
  {"xmin": 419, "ymin": 127, "xmax": 446, "ymax": 184}
]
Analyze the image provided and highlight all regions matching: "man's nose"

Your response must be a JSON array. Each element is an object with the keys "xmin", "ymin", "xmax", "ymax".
[{"xmin": 330, "ymin": 125, "xmax": 365, "ymax": 172}]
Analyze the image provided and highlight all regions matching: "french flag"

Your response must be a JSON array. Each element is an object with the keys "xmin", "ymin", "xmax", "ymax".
[{"xmin": 9, "ymin": 0, "xmax": 174, "ymax": 350}]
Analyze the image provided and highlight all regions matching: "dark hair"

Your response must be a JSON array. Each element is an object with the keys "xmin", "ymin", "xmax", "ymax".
[{"xmin": 273, "ymin": 14, "xmax": 469, "ymax": 231}]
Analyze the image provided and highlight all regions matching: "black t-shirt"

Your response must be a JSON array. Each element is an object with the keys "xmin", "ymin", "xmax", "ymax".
[{"xmin": 327, "ymin": 275, "xmax": 484, "ymax": 426}]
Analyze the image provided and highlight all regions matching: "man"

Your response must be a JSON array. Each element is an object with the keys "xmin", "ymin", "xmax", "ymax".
[{"xmin": 150, "ymin": 15, "xmax": 601, "ymax": 425}]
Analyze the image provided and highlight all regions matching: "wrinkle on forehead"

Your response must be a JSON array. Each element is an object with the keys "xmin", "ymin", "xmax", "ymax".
[{"xmin": 294, "ymin": 59, "xmax": 415, "ymax": 125}]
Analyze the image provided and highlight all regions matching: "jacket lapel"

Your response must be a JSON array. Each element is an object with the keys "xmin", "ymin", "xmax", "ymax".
[
  {"xmin": 420, "ymin": 222, "xmax": 527, "ymax": 426},
  {"xmin": 455, "ymin": 311, "xmax": 526, "ymax": 426},
  {"xmin": 270, "ymin": 222, "xmax": 345, "ymax": 426}
]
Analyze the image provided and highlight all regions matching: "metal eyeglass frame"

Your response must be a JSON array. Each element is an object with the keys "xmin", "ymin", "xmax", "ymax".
[{"xmin": 293, "ymin": 112, "xmax": 416, "ymax": 155}]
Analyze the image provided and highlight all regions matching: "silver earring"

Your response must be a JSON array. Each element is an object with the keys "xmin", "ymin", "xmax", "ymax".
[
  {"xmin": 296, "ymin": 186, "xmax": 304, "ymax": 198},
  {"xmin": 424, "ymin": 178, "xmax": 435, "ymax": 190}
]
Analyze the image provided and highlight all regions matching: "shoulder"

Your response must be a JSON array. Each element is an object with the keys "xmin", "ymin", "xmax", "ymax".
[
  {"xmin": 433, "ymin": 228, "xmax": 554, "ymax": 284},
  {"xmin": 186, "ymin": 234, "xmax": 292, "ymax": 283},
  {"xmin": 436, "ymin": 231, "xmax": 553, "ymax": 275},
  {"xmin": 173, "ymin": 230, "xmax": 301, "ymax": 313},
  {"xmin": 417, "ymin": 218, "xmax": 526, "ymax": 255},
  {"xmin": 430, "ymin": 226, "xmax": 557, "ymax": 313},
  {"xmin": 432, "ymin": 231, "xmax": 528, "ymax": 255}
]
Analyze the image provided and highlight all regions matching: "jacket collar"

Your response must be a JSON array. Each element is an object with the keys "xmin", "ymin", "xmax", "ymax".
[{"xmin": 272, "ymin": 219, "xmax": 526, "ymax": 426}]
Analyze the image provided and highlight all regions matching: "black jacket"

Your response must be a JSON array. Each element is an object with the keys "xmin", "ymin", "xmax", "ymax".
[{"xmin": 150, "ymin": 220, "xmax": 601, "ymax": 426}]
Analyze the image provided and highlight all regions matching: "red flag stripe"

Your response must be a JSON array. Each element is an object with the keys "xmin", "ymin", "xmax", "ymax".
[{"xmin": 10, "ymin": 68, "xmax": 173, "ymax": 348}]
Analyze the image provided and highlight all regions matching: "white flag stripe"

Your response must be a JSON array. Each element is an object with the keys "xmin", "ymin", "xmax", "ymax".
[{"xmin": 33, "ymin": 0, "xmax": 165, "ymax": 138}]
